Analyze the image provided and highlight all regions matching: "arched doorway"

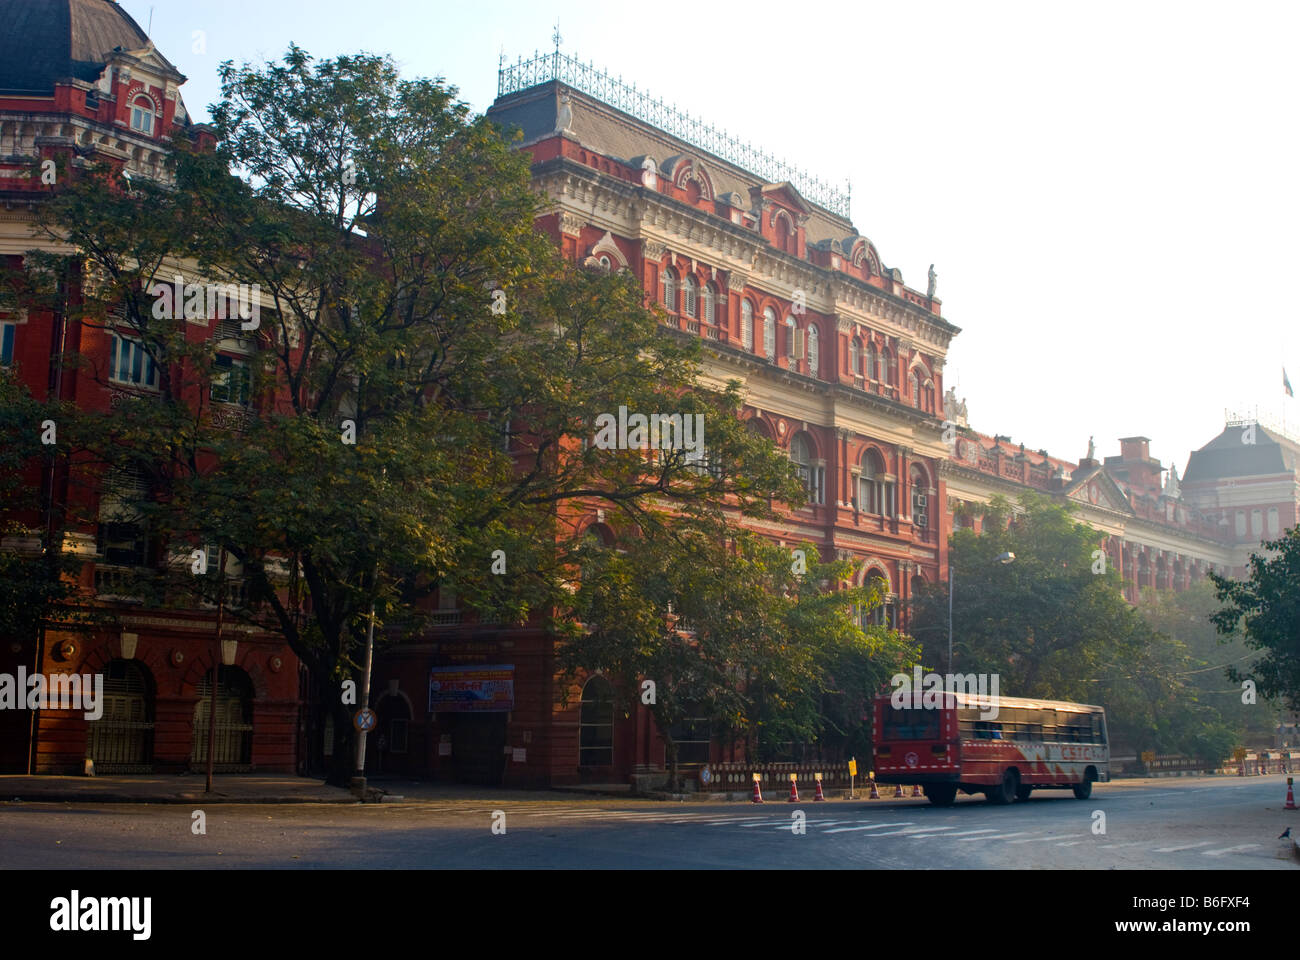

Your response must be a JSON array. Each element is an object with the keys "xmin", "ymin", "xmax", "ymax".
[
  {"xmin": 88, "ymin": 659, "xmax": 155, "ymax": 773},
  {"xmin": 579, "ymin": 675, "xmax": 614, "ymax": 774},
  {"xmin": 191, "ymin": 666, "xmax": 254, "ymax": 772}
]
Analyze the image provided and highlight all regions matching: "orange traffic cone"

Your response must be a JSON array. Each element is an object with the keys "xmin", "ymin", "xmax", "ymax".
[
  {"xmin": 751, "ymin": 776, "xmax": 764, "ymax": 804},
  {"xmin": 869, "ymin": 779, "xmax": 880, "ymax": 799},
  {"xmin": 912, "ymin": 784, "xmax": 922, "ymax": 797},
  {"xmin": 813, "ymin": 777, "xmax": 826, "ymax": 802},
  {"xmin": 1285, "ymin": 777, "xmax": 1297, "ymax": 811},
  {"xmin": 788, "ymin": 775, "xmax": 800, "ymax": 802},
  {"xmin": 894, "ymin": 784, "xmax": 904, "ymax": 798}
]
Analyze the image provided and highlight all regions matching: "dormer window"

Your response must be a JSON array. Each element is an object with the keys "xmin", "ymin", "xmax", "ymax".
[{"xmin": 130, "ymin": 96, "xmax": 155, "ymax": 135}]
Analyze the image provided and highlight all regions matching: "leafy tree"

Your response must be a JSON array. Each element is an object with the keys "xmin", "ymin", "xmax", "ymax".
[
  {"xmin": 1210, "ymin": 526, "xmax": 1300, "ymax": 712},
  {"xmin": 14, "ymin": 47, "xmax": 804, "ymax": 785},
  {"xmin": 562, "ymin": 515, "xmax": 916, "ymax": 789},
  {"xmin": 909, "ymin": 492, "xmax": 1233, "ymax": 759},
  {"xmin": 1138, "ymin": 580, "xmax": 1278, "ymax": 754}
]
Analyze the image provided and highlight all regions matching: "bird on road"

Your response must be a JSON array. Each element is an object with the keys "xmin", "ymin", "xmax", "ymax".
[{"xmin": 1279, "ymin": 827, "xmax": 1291, "ymax": 839}]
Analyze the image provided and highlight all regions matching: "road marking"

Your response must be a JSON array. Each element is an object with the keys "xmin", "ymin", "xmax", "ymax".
[
  {"xmin": 1056, "ymin": 841, "xmax": 1085, "ymax": 846},
  {"xmin": 1007, "ymin": 834, "xmax": 1083, "ymax": 844},
  {"xmin": 1153, "ymin": 840, "xmax": 1216, "ymax": 853},
  {"xmin": 913, "ymin": 828, "xmax": 1000, "ymax": 839},
  {"xmin": 1203, "ymin": 844, "xmax": 1260, "ymax": 857},
  {"xmin": 822, "ymin": 821, "xmax": 914, "ymax": 834},
  {"xmin": 958, "ymin": 831, "xmax": 1030, "ymax": 841},
  {"xmin": 869, "ymin": 825, "xmax": 961, "ymax": 837}
]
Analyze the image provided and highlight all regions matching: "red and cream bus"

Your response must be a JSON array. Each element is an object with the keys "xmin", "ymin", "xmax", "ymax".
[{"xmin": 871, "ymin": 692, "xmax": 1109, "ymax": 806}]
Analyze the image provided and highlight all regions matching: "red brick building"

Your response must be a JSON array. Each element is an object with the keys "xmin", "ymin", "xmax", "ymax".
[{"xmin": 0, "ymin": 0, "xmax": 300, "ymax": 775}]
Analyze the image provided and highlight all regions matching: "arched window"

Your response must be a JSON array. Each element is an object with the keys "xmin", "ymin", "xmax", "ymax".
[
  {"xmin": 866, "ymin": 341, "xmax": 878, "ymax": 380},
  {"xmin": 911, "ymin": 464, "xmax": 930, "ymax": 529},
  {"xmin": 859, "ymin": 449, "xmax": 885, "ymax": 514},
  {"xmin": 863, "ymin": 572, "xmax": 890, "ymax": 627},
  {"xmin": 763, "ymin": 307, "xmax": 777, "ymax": 359},
  {"xmin": 130, "ymin": 95, "xmax": 154, "ymax": 135},
  {"xmin": 911, "ymin": 369, "xmax": 923, "ymax": 408},
  {"xmin": 790, "ymin": 432, "xmax": 823, "ymax": 505},
  {"xmin": 850, "ymin": 338, "xmax": 861, "ymax": 377},
  {"xmin": 806, "ymin": 324, "xmax": 819, "ymax": 378},
  {"xmin": 785, "ymin": 315, "xmax": 798, "ymax": 362},
  {"xmin": 662, "ymin": 268, "xmax": 677, "ymax": 312},
  {"xmin": 741, "ymin": 300, "xmax": 754, "ymax": 350},
  {"xmin": 880, "ymin": 347, "xmax": 893, "ymax": 386},
  {"xmin": 682, "ymin": 275, "xmax": 697, "ymax": 318},
  {"xmin": 579, "ymin": 676, "xmax": 614, "ymax": 767},
  {"xmin": 702, "ymin": 283, "xmax": 716, "ymax": 325},
  {"xmin": 89, "ymin": 659, "xmax": 155, "ymax": 772},
  {"xmin": 192, "ymin": 666, "xmax": 254, "ymax": 770}
]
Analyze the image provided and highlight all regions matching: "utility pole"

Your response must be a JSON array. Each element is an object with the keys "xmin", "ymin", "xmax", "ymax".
[{"xmin": 205, "ymin": 545, "xmax": 225, "ymax": 794}]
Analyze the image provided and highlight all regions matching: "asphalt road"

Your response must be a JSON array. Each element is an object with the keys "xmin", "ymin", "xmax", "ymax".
[{"xmin": 1, "ymin": 775, "xmax": 1295, "ymax": 870}]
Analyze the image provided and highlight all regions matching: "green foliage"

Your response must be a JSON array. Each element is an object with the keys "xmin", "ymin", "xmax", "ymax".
[
  {"xmin": 911, "ymin": 493, "xmax": 1248, "ymax": 762},
  {"xmin": 1210, "ymin": 526, "xmax": 1300, "ymax": 712},
  {"xmin": 11, "ymin": 47, "xmax": 816, "ymax": 783},
  {"xmin": 561, "ymin": 513, "xmax": 916, "ymax": 785}
]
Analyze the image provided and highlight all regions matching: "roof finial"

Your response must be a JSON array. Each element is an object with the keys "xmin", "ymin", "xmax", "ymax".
[{"xmin": 552, "ymin": 20, "xmax": 562, "ymax": 55}]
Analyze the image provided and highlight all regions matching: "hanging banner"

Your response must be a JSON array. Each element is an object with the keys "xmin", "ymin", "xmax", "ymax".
[{"xmin": 428, "ymin": 664, "xmax": 515, "ymax": 712}]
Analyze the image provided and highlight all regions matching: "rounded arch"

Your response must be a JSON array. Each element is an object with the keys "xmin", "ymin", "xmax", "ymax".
[
  {"xmin": 579, "ymin": 674, "xmax": 615, "ymax": 768},
  {"xmin": 772, "ymin": 209, "xmax": 797, "ymax": 254},
  {"xmin": 661, "ymin": 266, "xmax": 678, "ymax": 312},
  {"xmin": 805, "ymin": 322, "xmax": 820, "ymax": 377},
  {"xmin": 762, "ymin": 305, "xmax": 778, "ymax": 358},
  {"xmin": 88, "ymin": 658, "xmax": 156, "ymax": 773},
  {"xmin": 909, "ymin": 461, "xmax": 933, "ymax": 492},
  {"xmin": 745, "ymin": 414, "xmax": 774, "ymax": 440},
  {"xmin": 191, "ymin": 665, "xmax": 254, "ymax": 771},
  {"xmin": 580, "ymin": 520, "xmax": 615, "ymax": 547},
  {"xmin": 849, "ymin": 336, "xmax": 861, "ymax": 376},
  {"xmin": 741, "ymin": 298, "xmax": 754, "ymax": 349},
  {"xmin": 682, "ymin": 273, "xmax": 698, "ymax": 318},
  {"xmin": 701, "ymin": 281, "xmax": 718, "ymax": 325},
  {"xmin": 857, "ymin": 561, "xmax": 893, "ymax": 628}
]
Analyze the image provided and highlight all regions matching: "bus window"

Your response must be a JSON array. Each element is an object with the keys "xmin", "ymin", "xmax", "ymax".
[
  {"xmin": 882, "ymin": 707, "xmax": 941, "ymax": 741},
  {"xmin": 1090, "ymin": 713, "xmax": 1105, "ymax": 744}
]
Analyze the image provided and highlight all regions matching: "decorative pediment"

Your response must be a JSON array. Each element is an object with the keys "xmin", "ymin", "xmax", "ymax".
[
  {"xmin": 587, "ymin": 231, "xmax": 628, "ymax": 270},
  {"xmin": 1063, "ymin": 467, "xmax": 1134, "ymax": 514},
  {"xmin": 749, "ymin": 181, "xmax": 813, "ymax": 216}
]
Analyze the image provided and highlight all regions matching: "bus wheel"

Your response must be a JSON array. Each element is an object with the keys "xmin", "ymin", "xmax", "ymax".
[
  {"xmin": 988, "ymin": 770, "xmax": 1018, "ymax": 805},
  {"xmin": 1073, "ymin": 774, "xmax": 1094, "ymax": 799},
  {"xmin": 1016, "ymin": 785, "xmax": 1033, "ymax": 802},
  {"xmin": 924, "ymin": 784, "xmax": 957, "ymax": 807}
]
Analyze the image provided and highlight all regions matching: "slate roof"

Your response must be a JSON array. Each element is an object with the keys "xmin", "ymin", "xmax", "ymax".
[
  {"xmin": 1183, "ymin": 425, "xmax": 1300, "ymax": 482},
  {"xmin": 0, "ymin": 0, "xmax": 174, "ymax": 95}
]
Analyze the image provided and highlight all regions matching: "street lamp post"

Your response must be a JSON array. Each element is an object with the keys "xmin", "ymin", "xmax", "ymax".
[{"xmin": 948, "ymin": 550, "xmax": 1014, "ymax": 675}]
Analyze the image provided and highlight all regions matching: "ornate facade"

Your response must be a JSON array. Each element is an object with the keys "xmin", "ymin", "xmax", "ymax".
[{"xmin": 0, "ymin": 0, "xmax": 299, "ymax": 775}]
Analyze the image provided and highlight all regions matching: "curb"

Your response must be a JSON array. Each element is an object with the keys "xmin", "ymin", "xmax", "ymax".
[{"xmin": 6, "ymin": 793, "xmax": 361, "ymax": 805}]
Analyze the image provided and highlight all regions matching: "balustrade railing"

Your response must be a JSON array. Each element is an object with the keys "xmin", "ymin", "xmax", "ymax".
[{"xmin": 498, "ymin": 50, "xmax": 851, "ymax": 218}]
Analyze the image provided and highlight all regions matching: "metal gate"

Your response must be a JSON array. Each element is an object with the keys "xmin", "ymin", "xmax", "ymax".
[
  {"xmin": 191, "ymin": 667, "xmax": 253, "ymax": 772},
  {"xmin": 88, "ymin": 659, "xmax": 154, "ymax": 773}
]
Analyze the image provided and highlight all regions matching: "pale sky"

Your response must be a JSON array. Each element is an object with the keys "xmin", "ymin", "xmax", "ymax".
[{"xmin": 126, "ymin": 0, "xmax": 1300, "ymax": 477}]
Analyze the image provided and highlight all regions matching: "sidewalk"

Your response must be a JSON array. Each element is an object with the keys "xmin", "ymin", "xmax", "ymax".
[
  {"xmin": 0, "ymin": 775, "xmax": 657, "ymax": 805},
  {"xmin": 0, "ymin": 774, "xmax": 356, "ymax": 805}
]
